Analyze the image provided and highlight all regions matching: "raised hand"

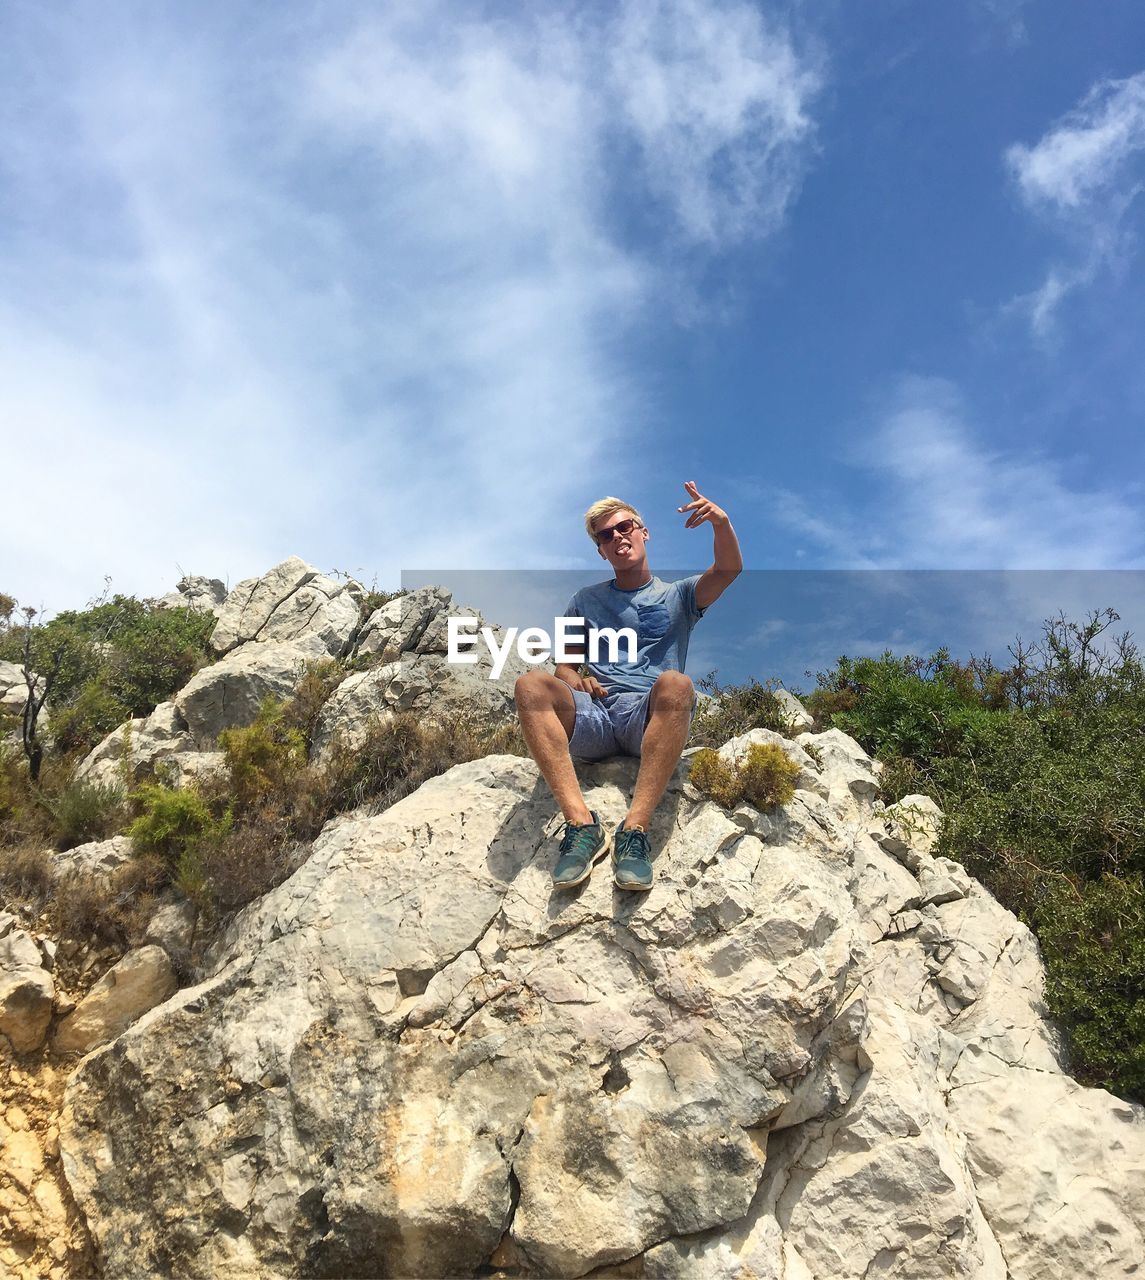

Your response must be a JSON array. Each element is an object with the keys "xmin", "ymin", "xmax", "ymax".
[{"xmin": 678, "ymin": 479, "xmax": 728, "ymax": 528}]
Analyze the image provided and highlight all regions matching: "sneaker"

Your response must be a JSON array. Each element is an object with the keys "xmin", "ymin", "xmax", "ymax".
[
  {"xmin": 613, "ymin": 821, "xmax": 654, "ymax": 891},
  {"xmin": 551, "ymin": 811, "xmax": 610, "ymax": 888}
]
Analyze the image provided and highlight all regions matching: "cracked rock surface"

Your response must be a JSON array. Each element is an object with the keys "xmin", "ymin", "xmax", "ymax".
[{"xmin": 57, "ymin": 730, "xmax": 1145, "ymax": 1278}]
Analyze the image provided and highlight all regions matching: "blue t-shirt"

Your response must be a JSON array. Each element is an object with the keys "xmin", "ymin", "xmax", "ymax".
[{"xmin": 563, "ymin": 574, "xmax": 706, "ymax": 695}]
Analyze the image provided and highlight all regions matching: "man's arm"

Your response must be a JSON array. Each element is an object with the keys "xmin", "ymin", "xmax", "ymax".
[{"xmin": 679, "ymin": 480, "xmax": 742, "ymax": 610}]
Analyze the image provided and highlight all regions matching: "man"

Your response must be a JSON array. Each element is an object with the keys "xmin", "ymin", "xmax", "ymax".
[{"xmin": 514, "ymin": 480, "xmax": 742, "ymax": 891}]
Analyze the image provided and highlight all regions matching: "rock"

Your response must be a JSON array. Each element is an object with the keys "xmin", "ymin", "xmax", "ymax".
[
  {"xmin": 56, "ymin": 735, "xmax": 1145, "ymax": 1278},
  {"xmin": 798, "ymin": 727, "xmax": 880, "ymax": 814},
  {"xmin": 353, "ymin": 586, "xmax": 455, "ymax": 661},
  {"xmin": 210, "ymin": 557, "xmax": 360, "ymax": 658},
  {"xmin": 774, "ymin": 688, "xmax": 814, "ymax": 731},
  {"xmin": 312, "ymin": 587, "xmax": 532, "ymax": 761},
  {"xmin": 947, "ymin": 1045, "xmax": 1145, "ymax": 1276},
  {"xmin": 174, "ymin": 641, "xmax": 320, "ymax": 748},
  {"xmin": 0, "ymin": 659, "xmax": 30, "ymax": 715},
  {"xmin": 143, "ymin": 901, "xmax": 197, "ymax": 955},
  {"xmin": 75, "ymin": 701, "xmax": 196, "ymax": 788},
  {"xmin": 156, "ymin": 576, "xmax": 227, "ymax": 616},
  {"xmin": 51, "ymin": 835, "xmax": 134, "ymax": 879},
  {"xmin": 0, "ymin": 927, "xmax": 55, "ymax": 1053},
  {"xmin": 53, "ymin": 946, "xmax": 178, "ymax": 1055}
]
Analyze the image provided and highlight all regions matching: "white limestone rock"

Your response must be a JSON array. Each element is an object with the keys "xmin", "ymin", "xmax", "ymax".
[
  {"xmin": 76, "ymin": 700, "xmax": 196, "ymax": 787},
  {"xmin": 0, "ymin": 926, "xmax": 55, "ymax": 1053},
  {"xmin": 774, "ymin": 688, "xmax": 814, "ymax": 732},
  {"xmin": 55, "ymin": 732, "xmax": 1145, "ymax": 1279},
  {"xmin": 53, "ymin": 945, "xmax": 178, "ymax": 1055},
  {"xmin": 51, "ymin": 834, "xmax": 134, "ymax": 879},
  {"xmin": 156, "ymin": 576, "xmax": 227, "ymax": 616},
  {"xmin": 144, "ymin": 901, "xmax": 197, "ymax": 956},
  {"xmin": 174, "ymin": 640, "xmax": 319, "ymax": 748},
  {"xmin": 210, "ymin": 557, "xmax": 360, "ymax": 658}
]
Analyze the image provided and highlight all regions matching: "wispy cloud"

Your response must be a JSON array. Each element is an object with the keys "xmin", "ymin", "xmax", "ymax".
[
  {"xmin": 0, "ymin": 2, "xmax": 822, "ymax": 611},
  {"xmin": 767, "ymin": 376, "xmax": 1145, "ymax": 569},
  {"xmin": 1005, "ymin": 70, "xmax": 1145, "ymax": 338}
]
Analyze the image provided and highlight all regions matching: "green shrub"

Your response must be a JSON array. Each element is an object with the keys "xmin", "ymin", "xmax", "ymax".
[
  {"xmin": 1037, "ymin": 874, "xmax": 1145, "ymax": 1098},
  {"xmin": 811, "ymin": 650, "xmax": 991, "ymax": 764},
  {"xmin": 218, "ymin": 699, "xmax": 307, "ymax": 812},
  {"xmin": 48, "ymin": 684, "xmax": 132, "ymax": 758},
  {"xmin": 690, "ymin": 742, "xmax": 800, "ymax": 811},
  {"xmin": 0, "ymin": 593, "xmax": 216, "ymax": 760},
  {"xmin": 40, "ymin": 776, "xmax": 127, "ymax": 849},
  {"xmin": 128, "ymin": 783, "xmax": 230, "ymax": 903}
]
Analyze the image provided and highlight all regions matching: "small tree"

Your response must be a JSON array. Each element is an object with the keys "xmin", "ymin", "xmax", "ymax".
[{"xmin": 19, "ymin": 606, "xmax": 63, "ymax": 783}]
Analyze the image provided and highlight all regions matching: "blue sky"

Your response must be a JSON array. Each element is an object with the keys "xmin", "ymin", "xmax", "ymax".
[{"xmin": 2, "ymin": 0, "xmax": 1145, "ymax": 673}]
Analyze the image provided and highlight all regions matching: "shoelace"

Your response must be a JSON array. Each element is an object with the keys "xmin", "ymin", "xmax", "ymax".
[
  {"xmin": 616, "ymin": 826, "xmax": 651, "ymax": 863},
  {"xmin": 558, "ymin": 817, "xmax": 600, "ymax": 857}
]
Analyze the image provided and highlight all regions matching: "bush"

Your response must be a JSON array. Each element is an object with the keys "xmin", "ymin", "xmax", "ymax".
[
  {"xmin": 40, "ymin": 776, "xmax": 127, "ymax": 850},
  {"xmin": 128, "ymin": 783, "xmax": 230, "ymax": 902},
  {"xmin": 218, "ymin": 699, "xmax": 308, "ymax": 813},
  {"xmin": 0, "ymin": 842, "xmax": 55, "ymax": 910},
  {"xmin": 0, "ymin": 592, "xmax": 216, "ymax": 760},
  {"xmin": 810, "ymin": 650, "xmax": 991, "ymax": 765},
  {"xmin": 48, "ymin": 684, "xmax": 131, "ymax": 758},
  {"xmin": 689, "ymin": 742, "xmax": 800, "ymax": 812},
  {"xmin": 1037, "ymin": 874, "xmax": 1145, "ymax": 1098},
  {"xmin": 690, "ymin": 675, "xmax": 804, "ymax": 747},
  {"xmin": 322, "ymin": 709, "xmax": 529, "ymax": 817}
]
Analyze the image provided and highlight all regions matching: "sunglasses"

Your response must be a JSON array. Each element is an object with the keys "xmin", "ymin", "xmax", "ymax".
[{"xmin": 595, "ymin": 517, "xmax": 642, "ymax": 545}]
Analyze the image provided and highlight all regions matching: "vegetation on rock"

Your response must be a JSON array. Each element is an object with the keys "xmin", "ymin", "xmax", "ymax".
[{"xmin": 690, "ymin": 741, "xmax": 800, "ymax": 811}]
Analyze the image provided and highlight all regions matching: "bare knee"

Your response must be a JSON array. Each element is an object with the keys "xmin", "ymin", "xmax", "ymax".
[
  {"xmin": 514, "ymin": 669, "xmax": 575, "ymax": 716},
  {"xmin": 650, "ymin": 671, "xmax": 694, "ymax": 711}
]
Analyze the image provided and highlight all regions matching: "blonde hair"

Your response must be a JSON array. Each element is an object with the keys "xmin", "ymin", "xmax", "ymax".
[{"xmin": 584, "ymin": 496, "xmax": 644, "ymax": 542}]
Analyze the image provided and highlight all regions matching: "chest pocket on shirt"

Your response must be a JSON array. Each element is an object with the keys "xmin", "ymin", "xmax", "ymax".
[{"xmin": 636, "ymin": 601, "xmax": 671, "ymax": 642}]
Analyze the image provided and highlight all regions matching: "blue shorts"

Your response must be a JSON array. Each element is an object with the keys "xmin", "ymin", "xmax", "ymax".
[{"xmin": 567, "ymin": 688, "xmax": 698, "ymax": 761}]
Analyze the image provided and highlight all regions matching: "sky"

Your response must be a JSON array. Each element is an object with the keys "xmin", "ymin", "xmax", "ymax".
[{"xmin": 2, "ymin": 0, "xmax": 1144, "ymax": 678}]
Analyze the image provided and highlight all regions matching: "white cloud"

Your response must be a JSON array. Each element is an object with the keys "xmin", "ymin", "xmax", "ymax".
[
  {"xmin": 0, "ymin": 2, "xmax": 821, "ymax": 612},
  {"xmin": 768, "ymin": 376, "xmax": 1145, "ymax": 569},
  {"xmin": 1005, "ymin": 70, "xmax": 1145, "ymax": 335}
]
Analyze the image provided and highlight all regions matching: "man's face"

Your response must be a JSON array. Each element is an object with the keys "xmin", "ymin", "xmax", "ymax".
[{"xmin": 593, "ymin": 509, "xmax": 649, "ymax": 567}]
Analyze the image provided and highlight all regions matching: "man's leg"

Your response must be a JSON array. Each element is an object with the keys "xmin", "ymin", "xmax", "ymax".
[
  {"xmin": 514, "ymin": 671, "xmax": 594, "ymax": 825},
  {"xmin": 625, "ymin": 671, "xmax": 695, "ymax": 830}
]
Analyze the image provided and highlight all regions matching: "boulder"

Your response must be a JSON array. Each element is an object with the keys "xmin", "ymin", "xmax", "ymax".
[
  {"xmin": 0, "ymin": 658, "xmax": 29, "ymax": 715},
  {"xmin": 174, "ymin": 641, "xmax": 320, "ymax": 748},
  {"xmin": 157, "ymin": 576, "xmax": 228, "ymax": 616},
  {"xmin": 144, "ymin": 901, "xmax": 197, "ymax": 956},
  {"xmin": 51, "ymin": 835, "xmax": 134, "ymax": 879},
  {"xmin": 210, "ymin": 558, "xmax": 360, "ymax": 658},
  {"xmin": 0, "ymin": 923, "xmax": 54, "ymax": 1053},
  {"xmin": 313, "ymin": 588, "xmax": 529, "ymax": 761},
  {"xmin": 76, "ymin": 701, "xmax": 196, "ymax": 788},
  {"xmin": 774, "ymin": 688, "xmax": 814, "ymax": 732},
  {"xmin": 57, "ymin": 734, "xmax": 1145, "ymax": 1278},
  {"xmin": 53, "ymin": 945, "xmax": 178, "ymax": 1055}
]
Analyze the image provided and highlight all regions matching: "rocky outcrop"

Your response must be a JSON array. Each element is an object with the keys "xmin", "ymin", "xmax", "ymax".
[
  {"xmin": 312, "ymin": 587, "xmax": 528, "ymax": 760},
  {"xmin": 210, "ymin": 557, "xmax": 361, "ymax": 658},
  {"xmin": 174, "ymin": 640, "xmax": 320, "ymax": 748},
  {"xmin": 49, "ymin": 836, "xmax": 134, "ymax": 880},
  {"xmin": 55, "ymin": 727, "xmax": 1145, "ymax": 1278},
  {"xmin": 156, "ymin": 576, "xmax": 228, "ymax": 616},
  {"xmin": 75, "ymin": 701, "xmax": 197, "ymax": 788}
]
